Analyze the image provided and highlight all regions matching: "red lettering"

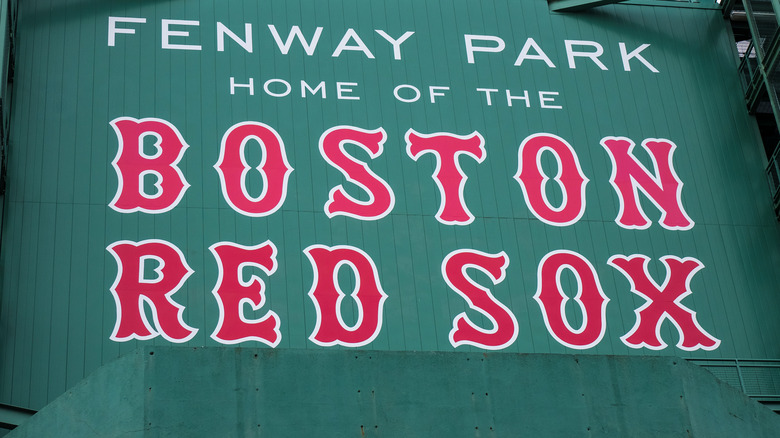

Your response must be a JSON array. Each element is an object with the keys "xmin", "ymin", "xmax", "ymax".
[
  {"xmin": 319, "ymin": 126, "xmax": 395, "ymax": 220},
  {"xmin": 106, "ymin": 239, "xmax": 197, "ymax": 342},
  {"xmin": 215, "ymin": 122, "xmax": 294, "ymax": 216},
  {"xmin": 405, "ymin": 129, "xmax": 486, "ymax": 225},
  {"xmin": 602, "ymin": 137, "xmax": 693, "ymax": 230},
  {"xmin": 443, "ymin": 249, "xmax": 517, "ymax": 350},
  {"xmin": 209, "ymin": 241, "xmax": 281, "ymax": 346},
  {"xmin": 514, "ymin": 133, "xmax": 588, "ymax": 226},
  {"xmin": 533, "ymin": 250, "xmax": 609, "ymax": 349},
  {"xmin": 109, "ymin": 117, "xmax": 190, "ymax": 213},
  {"xmin": 608, "ymin": 254, "xmax": 720, "ymax": 351},
  {"xmin": 304, "ymin": 245, "xmax": 388, "ymax": 347}
]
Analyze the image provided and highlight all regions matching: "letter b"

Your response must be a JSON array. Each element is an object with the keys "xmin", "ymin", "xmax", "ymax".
[{"xmin": 109, "ymin": 117, "xmax": 190, "ymax": 213}]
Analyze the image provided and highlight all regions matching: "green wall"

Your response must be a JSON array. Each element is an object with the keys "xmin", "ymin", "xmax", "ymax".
[
  {"xmin": 1, "ymin": 0, "xmax": 780, "ymax": 410},
  {"xmin": 7, "ymin": 348, "xmax": 780, "ymax": 437}
]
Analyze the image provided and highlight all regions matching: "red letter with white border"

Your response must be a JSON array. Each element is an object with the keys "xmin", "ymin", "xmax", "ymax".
[
  {"xmin": 106, "ymin": 239, "xmax": 197, "ymax": 342},
  {"xmin": 533, "ymin": 250, "xmax": 609, "ymax": 349},
  {"xmin": 608, "ymin": 254, "xmax": 720, "ymax": 351},
  {"xmin": 209, "ymin": 241, "xmax": 282, "ymax": 346},
  {"xmin": 405, "ymin": 129, "xmax": 486, "ymax": 225},
  {"xmin": 443, "ymin": 249, "xmax": 517, "ymax": 350},
  {"xmin": 320, "ymin": 126, "xmax": 395, "ymax": 220},
  {"xmin": 601, "ymin": 137, "xmax": 693, "ymax": 230},
  {"xmin": 109, "ymin": 117, "xmax": 190, "ymax": 213},
  {"xmin": 514, "ymin": 133, "xmax": 589, "ymax": 226},
  {"xmin": 214, "ymin": 121, "xmax": 294, "ymax": 217},
  {"xmin": 305, "ymin": 244, "xmax": 388, "ymax": 347}
]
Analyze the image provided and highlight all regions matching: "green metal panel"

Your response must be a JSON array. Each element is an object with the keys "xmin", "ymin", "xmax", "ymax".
[
  {"xmin": 549, "ymin": 0, "xmax": 629, "ymax": 13},
  {"xmin": 1, "ymin": 0, "xmax": 780, "ymax": 411}
]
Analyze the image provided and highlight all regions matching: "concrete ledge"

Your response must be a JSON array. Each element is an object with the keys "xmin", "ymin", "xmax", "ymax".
[{"xmin": 8, "ymin": 348, "xmax": 780, "ymax": 437}]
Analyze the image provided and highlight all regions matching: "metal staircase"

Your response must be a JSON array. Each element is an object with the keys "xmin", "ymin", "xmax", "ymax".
[{"xmin": 726, "ymin": 0, "xmax": 780, "ymax": 218}]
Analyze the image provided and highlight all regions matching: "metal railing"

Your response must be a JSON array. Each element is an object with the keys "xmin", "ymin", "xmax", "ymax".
[
  {"xmin": 688, "ymin": 359, "xmax": 780, "ymax": 412},
  {"xmin": 768, "ymin": 145, "xmax": 780, "ymax": 216}
]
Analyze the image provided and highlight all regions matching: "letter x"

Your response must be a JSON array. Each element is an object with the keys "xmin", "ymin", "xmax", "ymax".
[{"xmin": 608, "ymin": 255, "xmax": 720, "ymax": 351}]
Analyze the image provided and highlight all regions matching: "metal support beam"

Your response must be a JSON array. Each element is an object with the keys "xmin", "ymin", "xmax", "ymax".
[
  {"xmin": 0, "ymin": 403, "xmax": 35, "ymax": 430},
  {"xmin": 548, "ymin": 0, "xmax": 627, "ymax": 12},
  {"xmin": 721, "ymin": 0, "xmax": 737, "ymax": 17}
]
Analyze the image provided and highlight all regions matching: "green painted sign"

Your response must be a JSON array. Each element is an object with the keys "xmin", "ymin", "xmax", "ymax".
[{"xmin": 2, "ymin": 0, "xmax": 780, "ymax": 409}]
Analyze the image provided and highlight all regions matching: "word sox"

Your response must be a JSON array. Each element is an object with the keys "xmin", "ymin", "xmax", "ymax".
[{"xmin": 106, "ymin": 117, "xmax": 718, "ymax": 351}]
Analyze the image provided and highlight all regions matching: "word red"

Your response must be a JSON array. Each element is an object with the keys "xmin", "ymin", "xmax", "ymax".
[
  {"xmin": 106, "ymin": 240, "xmax": 720, "ymax": 351},
  {"xmin": 109, "ymin": 117, "xmax": 694, "ymax": 229}
]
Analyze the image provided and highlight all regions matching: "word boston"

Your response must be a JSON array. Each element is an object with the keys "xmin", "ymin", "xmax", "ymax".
[
  {"xmin": 105, "ymin": 117, "xmax": 720, "ymax": 352},
  {"xmin": 109, "ymin": 117, "xmax": 694, "ymax": 229}
]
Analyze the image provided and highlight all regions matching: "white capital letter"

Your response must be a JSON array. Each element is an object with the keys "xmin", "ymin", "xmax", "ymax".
[
  {"xmin": 332, "ymin": 29, "xmax": 375, "ymax": 59},
  {"xmin": 565, "ymin": 40, "xmax": 607, "ymax": 70},
  {"xmin": 514, "ymin": 38, "xmax": 555, "ymax": 68},
  {"xmin": 108, "ymin": 17, "xmax": 146, "ymax": 47},
  {"xmin": 464, "ymin": 35, "xmax": 505, "ymax": 64},
  {"xmin": 619, "ymin": 43, "xmax": 659, "ymax": 73},
  {"xmin": 162, "ymin": 19, "xmax": 202, "ymax": 51},
  {"xmin": 375, "ymin": 30, "xmax": 414, "ymax": 60},
  {"xmin": 217, "ymin": 22, "xmax": 253, "ymax": 53}
]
